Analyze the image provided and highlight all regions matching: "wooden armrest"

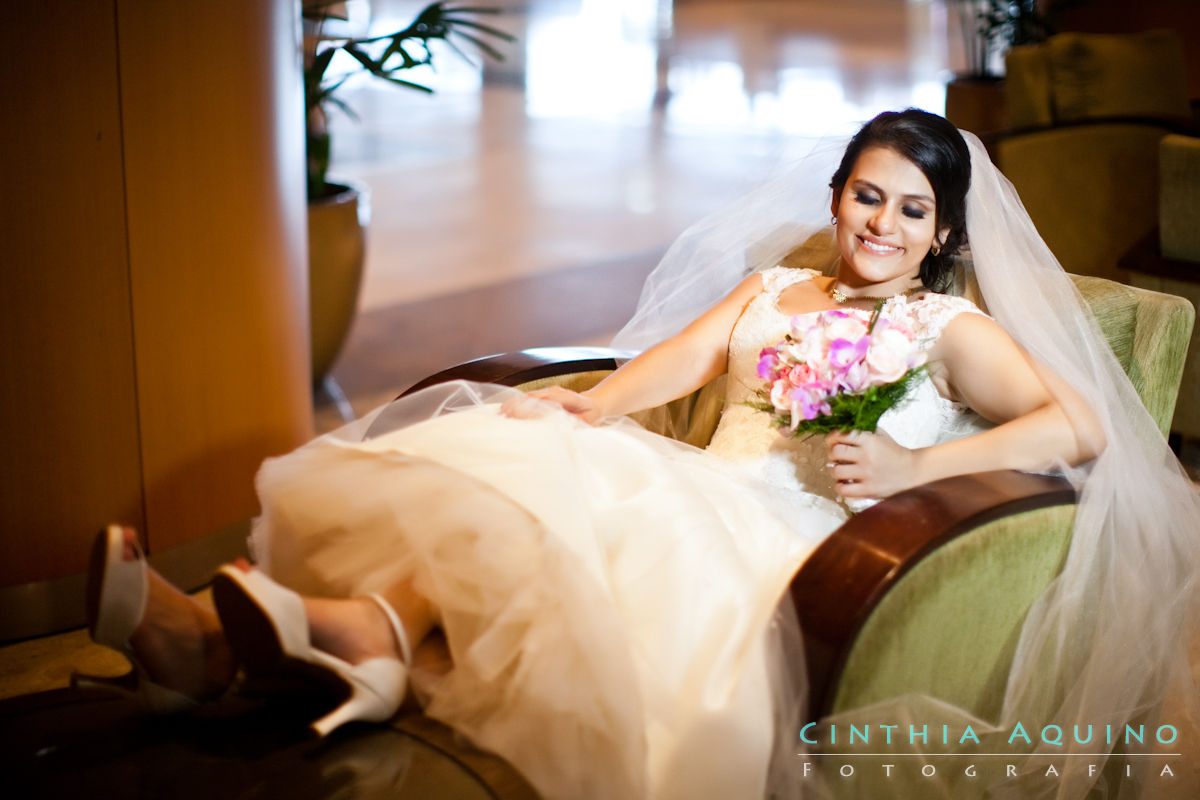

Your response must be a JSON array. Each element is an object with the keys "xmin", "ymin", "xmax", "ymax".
[
  {"xmin": 400, "ymin": 347, "xmax": 634, "ymax": 397},
  {"xmin": 790, "ymin": 469, "xmax": 1075, "ymax": 717}
]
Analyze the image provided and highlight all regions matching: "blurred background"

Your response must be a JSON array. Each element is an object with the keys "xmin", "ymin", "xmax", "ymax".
[{"xmin": 317, "ymin": 0, "xmax": 971, "ymax": 424}]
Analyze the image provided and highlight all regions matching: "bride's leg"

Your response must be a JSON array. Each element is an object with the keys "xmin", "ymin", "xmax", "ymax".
[
  {"xmin": 117, "ymin": 527, "xmax": 237, "ymax": 700},
  {"xmin": 303, "ymin": 576, "xmax": 438, "ymax": 667}
]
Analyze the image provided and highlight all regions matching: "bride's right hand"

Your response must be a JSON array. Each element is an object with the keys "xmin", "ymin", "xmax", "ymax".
[{"xmin": 500, "ymin": 386, "xmax": 602, "ymax": 424}]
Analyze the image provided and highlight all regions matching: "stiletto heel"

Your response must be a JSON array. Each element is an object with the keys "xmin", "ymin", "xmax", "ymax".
[
  {"xmin": 71, "ymin": 524, "xmax": 196, "ymax": 712},
  {"xmin": 214, "ymin": 569, "xmax": 413, "ymax": 738},
  {"xmin": 308, "ymin": 660, "xmax": 408, "ymax": 735},
  {"xmin": 309, "ymin": 595, "xmax": 412, "ymax": 737}
]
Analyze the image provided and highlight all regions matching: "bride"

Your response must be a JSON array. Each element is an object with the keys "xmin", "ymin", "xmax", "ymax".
[{"xmin": 79, "ymin": 110, "xmax": 1197, "ymax": 799}]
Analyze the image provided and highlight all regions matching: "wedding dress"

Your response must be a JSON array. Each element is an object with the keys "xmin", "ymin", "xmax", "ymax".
[
  {"xmin": 610, "ymin": 126, "xmax": 1200, "ymax": 800},
  {"xmin": 248, "ymin": 265, "xmax": 989, "ymax": 800}
]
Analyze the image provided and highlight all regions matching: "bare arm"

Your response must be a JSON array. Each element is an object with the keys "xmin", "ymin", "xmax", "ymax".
[
  {"xmin": 507, "ymin": 273, "xmax": 764, "ymax": 423},
  {"xmin": 829, "ymin": 313, "xmax": 1106, "ymax": 498}
]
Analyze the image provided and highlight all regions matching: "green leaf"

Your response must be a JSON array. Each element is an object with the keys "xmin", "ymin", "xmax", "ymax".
[
  {"xmin": 380, "ymin": 75, "xmax": 435, "ymax": 93},
  {"xmin": 324, "ymin": 93, "xmax": 360, "ymax": 122},
  {"xmin": 342, "ymin": 44, "xmax": 379, "ymax": 71},
  {"xmin": 309, "ymin": 47, "xmax": 337, "ymax": 82},
  {"xmin": 440, "ymin": 16, "xmax": 516, "ymax": 41},
  {"xmin": 447, "ymin": 29, "xmax": 504, "ymax": 62}
]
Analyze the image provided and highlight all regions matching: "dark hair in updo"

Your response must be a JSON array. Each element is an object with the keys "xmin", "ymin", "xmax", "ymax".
[{"xmin": 829, "ymin": 109, "xmax": 971, "ymax": 292}]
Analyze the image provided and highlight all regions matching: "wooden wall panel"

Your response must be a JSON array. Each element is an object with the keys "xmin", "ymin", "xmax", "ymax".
[
  {"xmin": 116, "ymin": 0, "xmax": 313, "ymax": 554},
  {"xmin": 0, "ymin": 0, "xmax": 312, "ymax": 631},
  {"xmin": 0, "ymin": 1, "xmax": 145, "ymax": 585}
]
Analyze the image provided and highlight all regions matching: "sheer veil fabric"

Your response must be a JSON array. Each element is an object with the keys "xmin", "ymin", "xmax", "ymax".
[{"xmin": 613, "ymin": 131, "xmax": 1200, "ymax": 797}]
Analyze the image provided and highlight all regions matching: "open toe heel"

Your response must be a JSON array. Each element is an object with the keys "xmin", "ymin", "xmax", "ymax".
[{"xmin": 72, "ymin": 524, "xmax": 197, "ymax": 713}]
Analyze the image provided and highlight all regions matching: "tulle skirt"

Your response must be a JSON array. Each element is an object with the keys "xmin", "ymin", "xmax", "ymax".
[{"xmin": 249, "ymin": 383, "xmax": 844, "ymax": 799}]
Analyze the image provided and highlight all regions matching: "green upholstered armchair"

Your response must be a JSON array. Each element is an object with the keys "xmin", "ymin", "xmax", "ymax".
[
  {"xmin": 988, "ymin": 30, "xmax": 1198, "ymax": 283},
  {"xmin": 400, "ymin": 270, "xmax": 1194, "ymax": 749}
]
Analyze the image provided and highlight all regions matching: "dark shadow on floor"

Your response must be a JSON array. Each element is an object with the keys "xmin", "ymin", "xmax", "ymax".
[{"xmin": 1, "ymin": 688, "xmax": 536, "ymax": 800}]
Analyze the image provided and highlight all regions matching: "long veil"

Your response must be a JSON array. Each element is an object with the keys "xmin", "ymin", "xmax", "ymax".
[{"xmin": 614, "ymin": 129, "xmax": 1200, "ymax": 798}]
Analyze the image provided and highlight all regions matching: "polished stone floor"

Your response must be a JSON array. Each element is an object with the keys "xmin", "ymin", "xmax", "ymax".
[{"xmin": 318, "ymin": 0, "xmax": 969, "ymax": 423}]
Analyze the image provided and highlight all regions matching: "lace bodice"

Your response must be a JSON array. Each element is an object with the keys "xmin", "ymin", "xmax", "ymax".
[{"xmin": 706, "ymin": 266, "xmax": 989, "ymax": 513}]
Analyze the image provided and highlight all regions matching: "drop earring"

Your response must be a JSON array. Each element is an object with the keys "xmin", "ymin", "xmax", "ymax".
[{"xmin": 831, "ymin": 216, "xmax": 838, "ymax": 226}]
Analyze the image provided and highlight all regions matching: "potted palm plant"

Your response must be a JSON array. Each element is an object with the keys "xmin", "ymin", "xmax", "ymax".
[{"xmin": 304, "ymin": 1, "xmax": 513, "ymax": 389}]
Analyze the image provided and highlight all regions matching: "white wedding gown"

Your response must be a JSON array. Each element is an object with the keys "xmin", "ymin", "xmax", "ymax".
[{"xmin": 249, "ymin": 266, "xmax": 987, "ymax": 800}]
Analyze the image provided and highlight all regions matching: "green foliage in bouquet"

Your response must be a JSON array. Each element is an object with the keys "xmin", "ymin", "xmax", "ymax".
[{"xmin": 747, "ymin": 365, "xmax": 928, "ymax": 436}]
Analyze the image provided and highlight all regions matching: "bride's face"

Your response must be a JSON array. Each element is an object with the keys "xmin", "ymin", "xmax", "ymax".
[{"xmin": 831, "ymin": 146, "xmax": 945, "ymax": 289}]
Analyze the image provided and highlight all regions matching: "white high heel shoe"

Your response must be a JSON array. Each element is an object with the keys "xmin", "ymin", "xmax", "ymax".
[
  {"xmin": 211, "ymin": 567, "xmax": 412, "ymax": 738},
  {"xmin": 72, "ymin": 524, "xmax": 197, "ymax": 712},
  {"xmin": 309, "ymin": 596, "xmax": 412, "ymax": 738},
  {"xmin": 210, "ymin": 566, "xmax": 314, "ymax": 676}
]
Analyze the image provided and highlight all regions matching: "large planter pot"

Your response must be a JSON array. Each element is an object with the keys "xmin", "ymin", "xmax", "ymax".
[
  {"xmin": 945, "ymin": 75, "xmax": 1008, "ymax": 136},
  {"xmin": 308, "ymin": 179, "xmax": 369, "ymax": 384}
]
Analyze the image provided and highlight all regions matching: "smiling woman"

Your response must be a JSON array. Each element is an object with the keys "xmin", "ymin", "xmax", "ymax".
[
  {"xmin": 830, "ymin": 148, "xmax": 940, "ymax": 296},
  {"xmin": 829, "ymin": 109, "xmax": 972, "ymax": 295}
]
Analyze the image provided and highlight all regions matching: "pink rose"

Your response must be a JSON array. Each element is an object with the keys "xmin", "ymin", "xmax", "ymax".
[
  {"xmin": 788, "ymin": 331, "xmax": 827, "ymax": 366},
  {"xmin": 866, "ymin": 327, "xmax": 921, "ymax": 383},
  {"xmin": 788, "ymin": 362, "xmax": 817, "ymax": 386},
  {"xmin": 789, "ymin": 314, "xmax": 819, "ymax": 340},
  {"xmin": 770, "ymin": 380, "xmax": 793, "ymax": 412}
]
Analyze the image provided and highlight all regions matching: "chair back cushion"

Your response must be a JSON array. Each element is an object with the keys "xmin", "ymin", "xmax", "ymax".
[
  {"xmin": 1006, "ymin": 30, "xmax": 1191, "ymax": 128},
  {"xmin": 1071, "ymin": 275, "xmax": 1194, "ymax": 437},
  {"xmin": 1159, "ymin": 133, "xmax": 1200, "ymax": 262}
]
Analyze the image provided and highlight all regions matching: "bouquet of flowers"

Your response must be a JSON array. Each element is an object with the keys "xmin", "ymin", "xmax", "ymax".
[{"xmin": 750, "ymin": 305, "xmax": 928, "ymax": 435}]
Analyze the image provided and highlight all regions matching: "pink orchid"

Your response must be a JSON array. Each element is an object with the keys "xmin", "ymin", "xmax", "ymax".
[
  {"xmin": 757, "ymin": 348, "xmax": 780, "ymax": 380},
  {"xmin": 828, "ymin": 336, "xmax": 869, "ymax": 370}
]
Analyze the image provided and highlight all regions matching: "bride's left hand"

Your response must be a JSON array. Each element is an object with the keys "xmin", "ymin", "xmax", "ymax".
[
  {"xmin": 500, "ymin": 386, "xmax": 602, "ymax": 424},
  {"xmin": 827, "ymin": 429, "xmax": 921, "ymax": 499}
]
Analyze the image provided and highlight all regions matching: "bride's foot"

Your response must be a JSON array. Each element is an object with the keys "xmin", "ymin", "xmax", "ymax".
[
  {"xmin": 212, "ymin": 563, "xmax": 414, "ymax": 737},
  {"xmin": 129, "ymin": 548, "xmax": 236, "ymax": 701},
  {"xmin": 305, "ymin": 594, "xmax": 412, "ymax": 668},
  {"xmin": 76, "ymin": 525, "xmax": 236, "ymax": 708}
]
